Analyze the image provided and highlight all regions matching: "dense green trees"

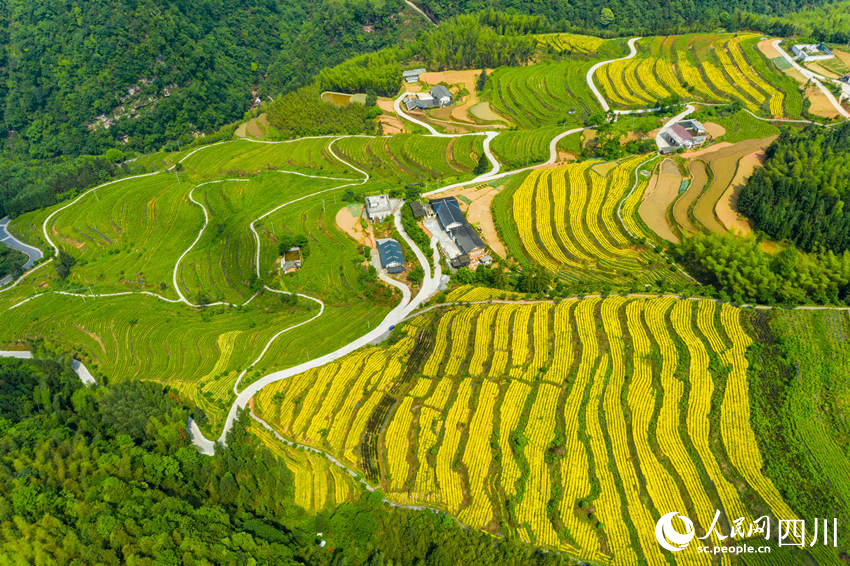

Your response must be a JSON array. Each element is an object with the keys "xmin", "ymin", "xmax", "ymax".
[
  {"xmin": 672, "ymin": 232, "xmax": 850, "ymax": 305},
  {"xmin": 0, "ymin": 247, "xmax": 26, "ymax": 279},
  {"xmin": 413, "ymin": 0, "xmax": 832, "ymax": 35},
  {"xmin": 0, "ymin": 0, "xmax": 412, "ymax": 161},
  {"xmin": 738, "ymin": 123, "xmax": 850, "ymax": 254},
  {"xmin": 266, "ymin": 85, "xmax": 381, "ymax": 138},
  {"xmin": 0, "ymin": 357, "xmax": 579, "ymax": 564}
]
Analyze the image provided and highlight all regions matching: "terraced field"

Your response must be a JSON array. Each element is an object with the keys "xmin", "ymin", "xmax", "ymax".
[
  {"xmin": 333, "ymin": 134, "xmax": 481, "ymax": 182},
  {"xmin": 249, "ymin": 420, "xmax": 361, "ymax": 512},
  {"xmin": 1, "ymin": 137, "xmax": 407, "ymax": 432},
  {"xmin": 484, "ymin": 60, "xmax": 609, "ymax": 129},
  {"xmin": 498, "ymin": 157, "xmax": 688, "ymax": 284},
  {"xmin": 255, "ymin": 297, "xmax": 838, "ymax": 563},
  {"xmin": 667, "ymin": 137, "xmax": 775, "ymax": 237},
  {"xmin": 596, "ymin": 33, "xmax": 803, "ymax": 117},
  {"xmin": 179, "ymin": 137, "xmax": 349, "ymax": 178}
]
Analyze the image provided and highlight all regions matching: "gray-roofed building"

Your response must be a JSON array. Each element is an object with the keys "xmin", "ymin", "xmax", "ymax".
[
  {"xmin": 402, "ymin": 68, "xmax": 426, "ymax": 83},
  {"xmin": 377, "ymin": 238, "xmax": 405, "ymax": 273},
  {"xmin": 429, "ymin": 197, "xmax": 465, "ymax": 231},
  {"xmin": 409, "ymin": 201, "xmax": 429, "ymax": 219},
  {"xmin": 404, "ymin": 92, "xmax": 439, "ymax": 110},
  {"xmin": 450, "ymin": 254, "xmax": 470, "ymax": 269},
  {"xmin": 365, "ymin": 194, "xmax": 393, "ymax": 222},
  {"xmin": 449, "ymin": 223, "xmax": 485, "ymax": 255},
  {"xmin": 429, "ymin": 85, "xmax": 453, "ymax": 107}
]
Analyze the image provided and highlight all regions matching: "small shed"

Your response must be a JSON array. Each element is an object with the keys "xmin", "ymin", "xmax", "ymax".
[
  {"xmin": 450, "ymin": 254, "xmax": 470, "ymax": 269},
  {"xmin": 409, "ymin": 201, "xmax": 429, "ymax": 219},
  {"xmin": 281, "ymin": 247, "xmax": 302, "ymax": 274},
  {"xmin": 377, "ymin": 238, "xmax": 405, "ymax": 273},
  {"xmin": 402, "ymin": 68, "xmax": 426, "ymax": 83},
  {"xmin": 429, "ymin": 85, "xmax": 452, "ymax": 107}
]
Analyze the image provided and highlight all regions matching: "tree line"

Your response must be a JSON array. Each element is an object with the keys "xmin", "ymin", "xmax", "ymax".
[
  {"xmin": 672, "ymin": 232, "xmax": 850, "ymax": 305},
  {"xmin": 738, "ymin": 122, "xmax": 850, "ymax": 254},
  {"xmin": 0, "ymin": 355, "xmax": 579, "ymax": 564}
]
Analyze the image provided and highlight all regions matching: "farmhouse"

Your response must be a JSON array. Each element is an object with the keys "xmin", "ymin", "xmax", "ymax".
[
  {"xmin": 660, "ymin": 120, "xmax": 707, "ymax": 153},
  {"xmin": 409, "ymin": 201, "xmax": 429, "ymax": 219},
  {"xmin": 430, "ymin": 85, "xmax": 453, "ymax": 107},
  {"xmin": 402, "ymin": 68, "xmax": 426, "ymax": 83},
  {"xmin": 280, "ymin": 247, "xmax": 302, "ymax": 274},
  {"xmin": 402, "ymin": 86, "xmax": 453, "ymax": 111},
  {"xmin": 377, "ymin": 238, "xmax": 405, "ymax": 273},
  {"xmin": 365, "ymin": 194, "xmax": 393, "ymax": 222},
  {"xmin": 449, "ymin": 223, "xmax": 486, "ymax": 259},
  {"xmin": 429, "ymin": 196, "xmax": 466, "ymax": 231},
  {"xmin": 791, "ymin": 43, "xmax": 834, "ymax": 62}
]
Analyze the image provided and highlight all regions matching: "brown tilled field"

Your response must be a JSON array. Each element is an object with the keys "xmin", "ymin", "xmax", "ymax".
[
  {"xmin": 672, "ymin": 160, "xmax": 707, "ymax": 235},
  {"xmin": 639, "ymin": 158, "xmax": 682, "ymax": 243},
  {"xmin": 691, "ymin": 137, "xmax": 775, "ymax": 234}
]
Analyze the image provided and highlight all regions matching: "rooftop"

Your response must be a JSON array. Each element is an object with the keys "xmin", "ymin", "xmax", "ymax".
[
  {"xmin": 430, "ymin": 84, "xmax": 451, "ymax": 100},
  {"xmin": 429, "ymin": 196, "xmax": 466, "ymax": 230},
  {"xmin": 450, "ymin": 223, "xmax": 485, "ymax": 254},
  {"xmin": 376, "ymin": 238, "xmax": 404, "ymax": 273}
]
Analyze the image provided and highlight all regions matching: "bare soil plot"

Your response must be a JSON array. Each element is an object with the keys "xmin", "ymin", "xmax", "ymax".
[
  {"xmin": 805, "ymin": 61, "xmax": 840, "ymax": 79},
  {"xmin": 469, "ymin": 102, "xmax": 507, "ymax": 122},
  {"xmin": 693, "ymin": 137, "xmax": 775, "ymax": 234},
  {"xmin": 703, "ymin": 121, "xmax": 726, "ymax": 138},
  {"xmin": 681, "ymin": 142, "xmax": 732, "ymax": 159},
  {"xmin": 639, "ymin": 159, "xmax": 682, "ymax": 243},
  {"xmin": 716, "ymin": 149, "xmax": 766, "ymax": 236},
  {"xmin": 321, "ymin": 92, "xmax": 353, "ymax": 106},
  {"xmin": 805, "ymin": 85, "xmax": 842, "ymax": 118},
  {"xmin": 672, "ymin": 160, "xmax": 707, "ymax": 235},
  {"xmin": 757, "ymin": 39, "xmax": 782, "ymax": 59},
  {"xmin": 236, "ymin": 113, "xmax": 270, "ymax": 138},
  {"xmin": 437, "ymin": 183, "xmax": 506, "ymax": 257},
  {"xmin": 335, "ymin": 204, "xmax": 373, "ymax": 247}
]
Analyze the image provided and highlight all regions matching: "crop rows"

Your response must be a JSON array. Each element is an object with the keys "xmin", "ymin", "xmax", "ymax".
[
  {"xmin": 509, "ymin": 157, "xmax": 685, "ymax": 284},
  {"xmin": 255, "ymin": 297, "xmax": 809, "ymax": 563},
  {"xmin": 595, "ymin": 33, "xmax": 798, "ymax": 117},
  {"xmin": 333, "ymin": 134, "xmax": 478, "ymax": 182}
]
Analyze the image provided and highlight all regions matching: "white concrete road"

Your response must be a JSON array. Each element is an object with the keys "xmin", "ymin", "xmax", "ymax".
[
  {"xmin": 771, "ymin": 40, "xmax": 850, "ymax": 119},
  {"xmin": 196, "ymin": 200, "xmax": 442, "ymax": 449},
  {"xmin": 0, "ymin": 350, "xmax": 96, "ymax": 385},
  {"xmin": 0, "ymin": 216, "xmax": 44, "ymax": 286},
  {"xmin": 586, "ymin": 37, "xmax": 641, "ymax": 113}
]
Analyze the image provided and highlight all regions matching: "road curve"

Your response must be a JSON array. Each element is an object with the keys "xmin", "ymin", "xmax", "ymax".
[
  {"xmin": 586, "ymin": 37, "xmax": 641, "ymax": 113},
  {"xmin": 0, "ymin": 350, "xmax": 96, "ymax": 385},
  {"xmin": 0, "ymin": 216, "xmax": 43, "ymax": 286},
  {"xmin": 772, "ymin": 40, "xmax": 850, "ymax": 119},
  {"xmin": 196, "ymin": 200, "xmax": 441, "ymax": 449}
]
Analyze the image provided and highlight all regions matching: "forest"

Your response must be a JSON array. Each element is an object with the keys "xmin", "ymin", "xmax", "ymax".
[
  {"xmin": 0, "ymin": 246, "xmax": 26, "ymax": 279},
  {"xmin": 672, "ymin": 232, "xmax": 850, "ymax": 305},
  {"xmin": 0, "ymin": 0, "xmax": 410, "ymax": 160},
  {"xmin": 412, "ymin": 0, "xmax": 832, "ymax": 34},
  {"xmin": 0, "ymin": 357, "xmax": 577, "ymax": 565},
  {"xmin": 738, "ymin": 123, "xmax": 850, "ymax": 254}
]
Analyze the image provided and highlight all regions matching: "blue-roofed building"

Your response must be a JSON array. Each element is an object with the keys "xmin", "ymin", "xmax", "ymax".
[
  {"xmin": 429, "ymin": 196, "xmax": 465, "ymax": 231},
  {"xmin": 377, "ymin": 238, "xmax": 405, "ymax": 273}
]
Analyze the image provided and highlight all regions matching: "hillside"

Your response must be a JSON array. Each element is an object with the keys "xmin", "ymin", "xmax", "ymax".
[
  {"xmin": 0, "ymin": 0, "xmax": 420, "ymax": 161},
  {"xmin": 2, "ymin": 13, "xmax": 850, "ymax": 566}
]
